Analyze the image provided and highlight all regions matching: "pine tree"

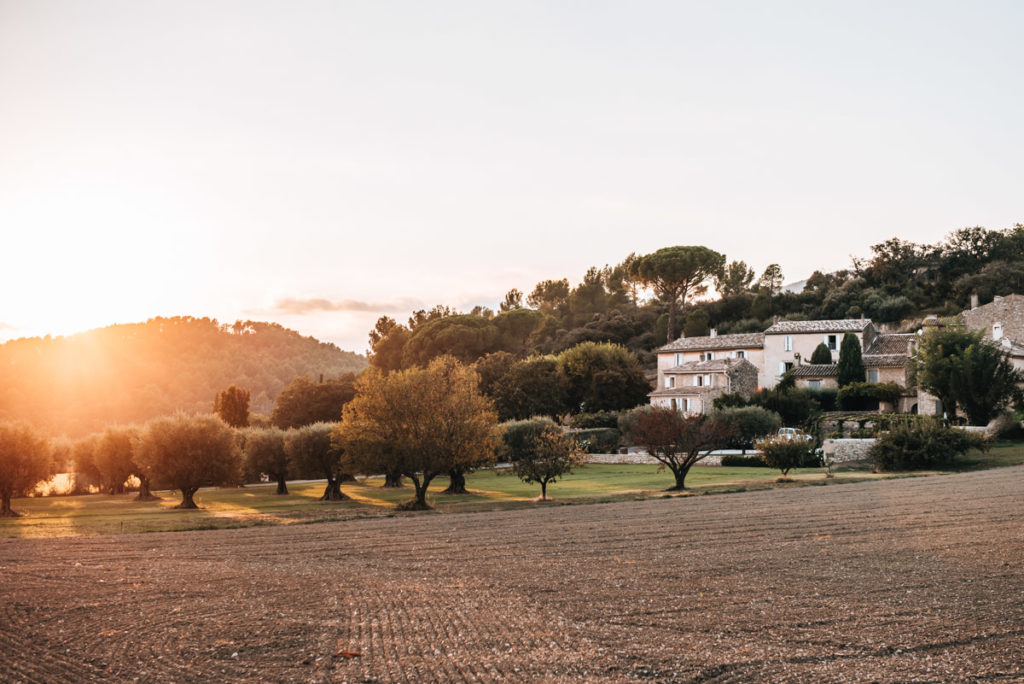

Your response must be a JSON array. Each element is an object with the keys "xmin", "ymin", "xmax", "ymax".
[{"xmin": 837, "ymin": 333, "xmax": 866, "ymax": 387}]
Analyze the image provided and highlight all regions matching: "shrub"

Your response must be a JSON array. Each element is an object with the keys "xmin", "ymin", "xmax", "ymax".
[
  {"xmin": 720, "ymin": 454, "xmax": 771, "ymax": 467},
  {"xmin": 756, "ymin": 435, "xmax": 816, "ymax": 478},
  {"xmin": 570, "ymin": 411, "xmax": 621, "ymax": 429},
  {"xmin": 712, "ymin": 406, "xmax": 781, "ymax": 452},
  {"xmin": 803, "ymin": 388, "xmax": 838, "ymax": 412},
  {"xmin": 569, "ymin": 428, "xmax": 621, "ymax": 454},
  {"xmin": 810, "ymin": 343, "xmax": 833, "ymax": 364},
  {"xmin": 837, "ymin": 382, "xmax": 903, "ymax": 411},
  {"xmin": 869, "ymin": 418, "xmax": 988, "ymax": 471},
  {"xmin": 500, "ymin": 417, "xmax": 556, "ymax": 462}
]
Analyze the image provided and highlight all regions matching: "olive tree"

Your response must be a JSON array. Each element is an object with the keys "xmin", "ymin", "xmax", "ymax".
[
  {"xmin": 135, "ymin": 414, "xmax": 241, "ymax": 509},
  {"xmin": 0, "ymin": 421, "xmax": 53, "ymax": 517},
  {"xmin": 510, "ymin": 425, "xmax": 584, "ymax": 501},
  {"xmin": 241, "ymin": 426, "xmax": 290, "ymax": 494},
  {"xmin": 337, "ymin": 356, "xmax": 498, "ymax": 510},
  {"xmin": 285, "ymin": 423, "xmax": 349, "ymax": 501}
]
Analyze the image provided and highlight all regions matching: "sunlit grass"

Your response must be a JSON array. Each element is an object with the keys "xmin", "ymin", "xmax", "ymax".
[{"xmin": 4, "ymin": 443, "xmax": 1021, "ymax": 539}]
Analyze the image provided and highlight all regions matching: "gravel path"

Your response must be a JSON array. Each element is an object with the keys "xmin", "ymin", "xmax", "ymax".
[{"xmin": 2, "ymin": 467, "xmax": 1022, "ymax": 682}]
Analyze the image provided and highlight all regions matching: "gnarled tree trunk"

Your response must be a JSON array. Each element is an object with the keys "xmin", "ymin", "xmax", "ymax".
[
  {"xmin": 398, "ymin": 474, "xmax": 433, "ymax": 510},
  {"xmin": 134, "ymin": 475, "xmax": 159, "ymax": 501},
  {"xmin": 383, "ymin": 469, "xmax": 404, "ymax": 488},
  {"xmin": 320, "ymin": 477, "xmax": 349, "ymax": 501},
  {"xmin": 442, "ymin": 469, "xmax": 467, "ymax": 494},
  {"xmin": 1, "ymin": 492, "xmax": 20, "ymax": 517},
  {"xmin": 275, "ymin": 475, "xmax": 289, "ymax": 495},
  {"xmin": 175, "ymin": 487, "xmax": 200, "ymax": 509}
]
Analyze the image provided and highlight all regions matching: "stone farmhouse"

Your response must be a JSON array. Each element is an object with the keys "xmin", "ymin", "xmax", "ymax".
[
  {"xmin": 651, "ymin": 319, "xmax": 924, "ymax": 414},
  {"xmin": 651, "ymin": 295, "xmax": 1024, "ymax": 418}
]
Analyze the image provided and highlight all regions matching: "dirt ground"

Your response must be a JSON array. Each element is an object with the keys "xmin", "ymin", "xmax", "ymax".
[{"xmin": 2, "ymin": 467, "xmax": 1022, "ymax": 683}]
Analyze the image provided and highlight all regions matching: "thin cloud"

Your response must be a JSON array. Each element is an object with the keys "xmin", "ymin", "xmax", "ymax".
[
  {"xmin": 259, "ymin": 297, "xmax": 424, "ymax": 316},
  {"xmin": 0, "ymin": 321, "xmax": 13, "ymax": 330}
]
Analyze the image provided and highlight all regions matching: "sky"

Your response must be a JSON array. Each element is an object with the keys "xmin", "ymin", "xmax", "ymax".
[{"xmin": 1, "ymin": 1, "xmax": 1022, "ymax": 353}]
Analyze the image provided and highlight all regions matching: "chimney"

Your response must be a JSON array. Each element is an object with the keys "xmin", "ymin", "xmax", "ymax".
[
  {"xmin": 970, "ymin": 293, "xmax": 979, "ymax": 309},
  {"xmin": 709, "ymin": 328, "xmax": 717, "ymax": 338}
]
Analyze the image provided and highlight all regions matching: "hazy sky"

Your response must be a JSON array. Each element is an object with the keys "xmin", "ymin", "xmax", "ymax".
[{"xmin": 2, "ymin": 1, "xmax": 1022, "ymax": 353}]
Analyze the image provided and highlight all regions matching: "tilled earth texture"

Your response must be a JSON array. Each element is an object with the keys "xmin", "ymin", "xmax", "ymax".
[{"xmin": 2, "ymin": 468, "xmax": 1023, "ymax": 683}]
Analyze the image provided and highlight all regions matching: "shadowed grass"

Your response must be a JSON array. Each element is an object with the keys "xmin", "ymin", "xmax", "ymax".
[{"xmin": 4, "ymin": 442, "xmax": 1021, "ymax": 538}]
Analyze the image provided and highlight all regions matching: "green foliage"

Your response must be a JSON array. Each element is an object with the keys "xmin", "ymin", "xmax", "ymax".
[
  {"xmin": 810, "ymin": 343, "xmax": 833, "ymax": 364},
  {"xmin": 239, "ymin": 426, "xmax": 289, "ymax": 493},
  {"xmin": 720, "ymin": 454, "xmax": 771, "ymax": 467},
  {"xmin": 712, "ymin": 407, "xmax": 782, "ymax": 452},
  {"xmin": 0, "ymin": 316, "xmax": 365, "ymax": 437},
  {"xmin": 0, "ymin": 421, "xmax": 53, "ymax": 516},
  {"xmin": 569, "ymin": 411, "xmax": 621, "ymax": 429},
  {"xmin": 756, "ymin": 435, "xmax": 817, "ymax": 477},
  {"xmin": 402, "ymin": 314, "xmax": 503, "ymax": 367},
  {"xmin": 869, "ymin": 418, "xmax": 988, "ymax": 471},
  {"xmin": 135, "ymin": 414, "xmax": 241, "ymax": 509},
  {"xmin": 556, "ymin": 342, "xmax": 650, "ymax": 413},
  {"xmin": 757, "ymin": 387, "xmax": 818, "ymax": 427},
  {"xmin": 214, "ymin": 384, "xmax": 250, "ymax": 428},
  {"xmin": 271, "ymin": 374, "xmax": 357, "ymax": 429},
  {"xmin": 911, "ymin": 326, "xmax": 1024, "ymax": 424},
  {"xmin": 569, "ymin": 428, "xmax": 621, "ymax": 454},
  {"xmin": 337, "ymin": 357, "xmax": 499, "ymax": 509},
  {"xmin": 683, "ymin": 308, "xmax": 710, "ymax": 337},
  {"xmin": 630, "ymin": 246, "xmax": 726, "ymax": 341},
  {"xmin": 758, "ymin": 264, "xmax": 784, "ymax": 296},
  {"xmin": 500, "ymin": 417, "xmax": 556, "ymax": 462},
  {"xmin": 803, "ymin": 387, "xmax": 838, "ymax": 412},
  {"xmin": 837, "ymin": 382, "xmax": 903, "ymax": 410},
  {"xmin": 285, "ymin": 422, "xmax": 347, "ymax": 500},
  {"xmin": 715, "ymin": 261, "xmax": 756, "ymax": 297},
  {"xmin": 510, "ymin": 426, "xmax": 585, "ymax": 500},
  {"xmin": 489, "ymin": 356, "xmax": 569, "ymax": 421},
  {"xmin": 837, "ymin": 333, "xmax": 866, "ymax": 388}
]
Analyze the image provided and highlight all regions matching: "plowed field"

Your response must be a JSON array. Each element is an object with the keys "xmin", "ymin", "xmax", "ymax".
[{"xmin": 2, "ymin": 467, "xmax": 1022, "ymax": 682}]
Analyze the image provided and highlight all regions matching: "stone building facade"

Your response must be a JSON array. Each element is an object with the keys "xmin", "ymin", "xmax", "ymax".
[{"xmin": 649, "ymin": 357, "xmax": 758, "ymax": 415}]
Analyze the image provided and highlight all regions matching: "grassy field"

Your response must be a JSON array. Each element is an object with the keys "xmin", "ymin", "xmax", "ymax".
[{"xmin": 3, "ymin": 442, "xmax": 1022, "ymax": 538}]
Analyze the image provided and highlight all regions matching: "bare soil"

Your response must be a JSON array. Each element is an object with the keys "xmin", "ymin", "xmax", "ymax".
[{"xmin": 2, "ymin": 467, "xmax": 1022, "ymax": 682}]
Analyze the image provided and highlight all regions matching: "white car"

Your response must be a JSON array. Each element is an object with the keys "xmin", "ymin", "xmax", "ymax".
[{"xmin": 777, "ymin": 427, "xmax": 813, "ymax": 442}]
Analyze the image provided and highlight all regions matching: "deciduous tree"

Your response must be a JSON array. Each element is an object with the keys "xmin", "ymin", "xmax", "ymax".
[
  {"xmin": 271, "ymin": 375, "xmax": 357, "ymax": 429},
  {"xmin": 556, "ymin": 342, "xmax": 650, "ymax": 413},
  {"xmin": 135, "ymin": 414, "xmax": 241, "ymax": 509},
  {"xmin": 629, "ymin": 407, "xmax": 733, "ymax": 490},
  {"xmin": 0, "ymin": 421, "xmax": 52, "ymax": 517},
  {"xmin": 214, "ymin": 385, "xmax": 251, "ymax": 428}
]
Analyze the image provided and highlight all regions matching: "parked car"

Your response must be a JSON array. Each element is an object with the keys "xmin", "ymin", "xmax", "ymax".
[{"xmin": 777, "ymin": 427, "xmax": 813, "ymax": 442}]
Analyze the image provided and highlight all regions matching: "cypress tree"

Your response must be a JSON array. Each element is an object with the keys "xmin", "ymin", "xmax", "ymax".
[
  {"xmin": 837, "ymin": 333, "xmax": 866, "ymax": 387},
  {"xmin": 810, "ymin": 342, "xmax": 833, "ymax": 364}
]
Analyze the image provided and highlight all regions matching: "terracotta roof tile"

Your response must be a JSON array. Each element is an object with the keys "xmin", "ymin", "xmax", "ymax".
[
  {"xmin": 659, "ymin": 332, "xmax": 764, "ymax": 352},
  {"xmin": 789, "ymin": 363, "xmax": 839, "ymax": 378},
  {"xmin": 765, "ymin": 319, "xmax": 871, "ymax": 334}
]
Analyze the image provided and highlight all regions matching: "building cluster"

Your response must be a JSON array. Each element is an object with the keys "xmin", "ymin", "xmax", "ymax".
[{"xmin": 650, "ymin": 294, "xmax": 1024, "ymax": 418}]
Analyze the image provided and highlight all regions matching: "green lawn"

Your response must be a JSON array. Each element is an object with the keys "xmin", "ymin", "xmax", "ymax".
[{"xmin": 4, "ymin": 442, "xmax": 1022, "ymax": 539}]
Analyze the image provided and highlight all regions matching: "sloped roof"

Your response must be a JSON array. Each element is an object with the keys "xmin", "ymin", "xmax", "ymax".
[
  {"xmin": 658, "ymin": 332, "xmax": 764, "ymax": 352},
  {"xmin": 789, "ymin": 363, "xmax": 838, "ymax": 378},
  {"xmin": 865, "ymin": 333, "xmax": 915, "ymax": 356},
  {"xmin": 861, "ymin": 333, "xmax": 915, "ymax": 368},
  {"xmin": 663, "ymin": 358, "xmax": 758, "ymax": 375},
  {"xmin": 764, "ymin": 319, "xmax": 872, "ymax": 334}
]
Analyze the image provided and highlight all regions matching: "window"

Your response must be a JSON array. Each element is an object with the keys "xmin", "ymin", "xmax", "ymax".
[
  {"xmin": 675, "ymin": 353, "xmax": 683, "ymax": 365},
  {"xmin": 780, "ymin": 361, "xmax": 794, "ymax": 375},
  {"xmin": 669, "ymin": 376, "xmax": 676, "ymax": 388},
  {"xmin": 733, "ymin": 350, "xmax": 747, "ymax": 359},
  {"xmin": 993, "ymin": 323, "xmax": 1003, "ymax": 340},
  {"xmin": 699, "ymin": 351, "xmax": 714, "ymax": 361},
  {"xmin": 704, "ymin": 374, "xmax": 712, "ymax": 387},
  {"xmin": 683, "ymin": 398, "xmax": 691, "ymax": 412},
  {"xmin": 706, "ymin": 351, "xmax": 714, "ymax": 361},
  {"xmin": 809, "ymin": 380, "xmax": 821, "ymax": 389},
  {"xmin": 784, "ymin": 335, "xmax": 793, "ymax": 351},
  {"xmin": 826, "ymin": 334, "xmax": 838, "ymax": 351},
  {"xmin": 671, "ymin": 398, "xmax": 678, "ymax": 411},
  {"xmin": 867, "ymin": 369, "xmax": 879, "ymax": 383}
]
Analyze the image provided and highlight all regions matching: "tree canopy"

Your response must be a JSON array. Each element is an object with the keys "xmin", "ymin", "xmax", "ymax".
[
  {"xmin": 337, "ymin": 357, "xmax": 498, "ymax": 509},
  {"xmin": 630, "ymin": 246, "xmax": 725, "ymax": 342},
  {"xmin": 837, "ymin": 333, "xmax": 866, "ymax": 388},
  {"xmin": 214, "ymin": 385, "xmax": 251, "ymax": 428},
  {"xmin": 271, "ymin": 374, "xmax": 357, "ymax": 429},
  {"xmin": 135, "ymin": 414, "xmax": 240, "ymax": 509},
  {"xmin": 0, "ymin": 421, "xmax": 52, "ymax": 517}
]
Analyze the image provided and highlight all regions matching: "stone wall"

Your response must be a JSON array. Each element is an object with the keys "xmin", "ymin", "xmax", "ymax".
[
  {"xmin": 822, "ymin": 438, "xmax": 875, "ymax": 463},
  {"xmin": 586, "ymin": 449, "xmax": 724, "ymax": 466}
]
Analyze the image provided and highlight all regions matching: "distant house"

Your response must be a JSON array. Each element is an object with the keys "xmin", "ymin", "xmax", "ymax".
[
  {"xmin": 656, "ymin": 330, "xmax": 764, "ymax": 380},
  {"xmin": 790, "ymin": 363, "xmax": 839, "ymax": 390},
  {"xmin": 763, "ymin": 319, "xmax": 876, "ymax": 388},
  {"xmin": 960, "ymin": 294, "xmax": 1024, "ymax": 373},
  {"xmin": 649, "ymin": 357, "xmax": 758, "ymax": 415}
]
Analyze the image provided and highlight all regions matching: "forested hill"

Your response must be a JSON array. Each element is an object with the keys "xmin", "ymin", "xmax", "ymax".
[{"xmin": 0, "ymin": 317, "xmax": 366, "ymax": 436}]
